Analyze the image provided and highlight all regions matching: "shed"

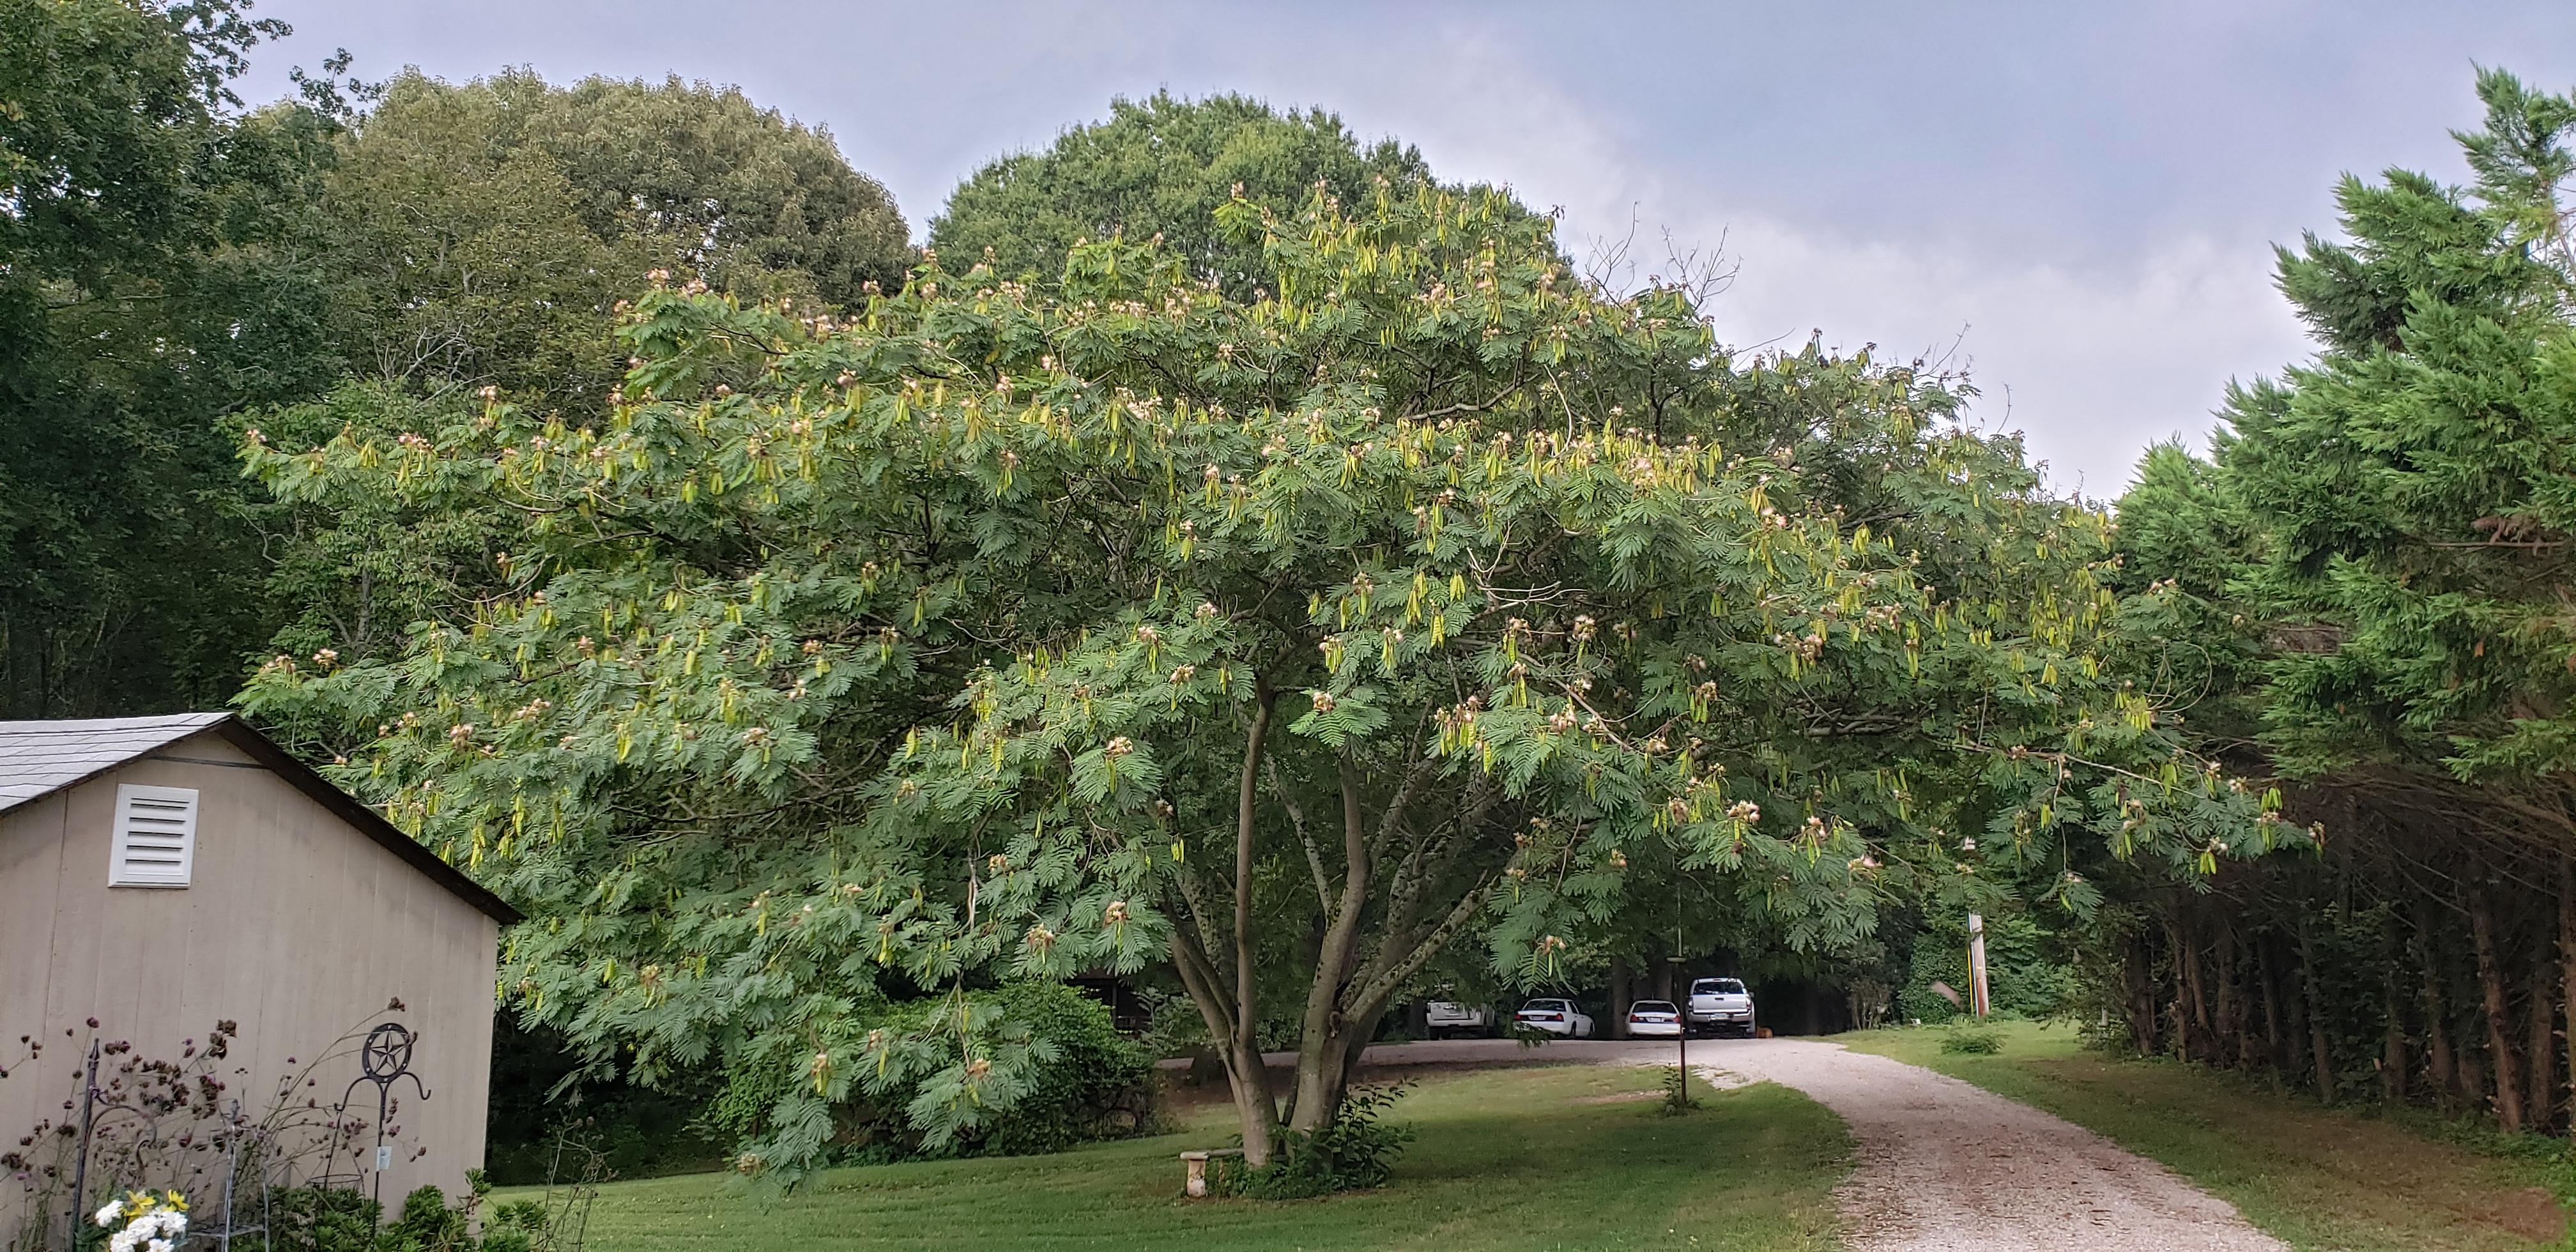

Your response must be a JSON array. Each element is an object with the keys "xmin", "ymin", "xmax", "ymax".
[{"xmin": 0, "ymin": 713, "xmax": 518, "ymax": 1225}]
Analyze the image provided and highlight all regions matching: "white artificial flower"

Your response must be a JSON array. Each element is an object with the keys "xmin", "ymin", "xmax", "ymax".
[
  {"xmin": 147, "ymin": 1241, "xmax": 174, "ymax": 1252},
  {"xmin": 95, "ymin": 1203, "xmax": 123, "ymax": 1228}
]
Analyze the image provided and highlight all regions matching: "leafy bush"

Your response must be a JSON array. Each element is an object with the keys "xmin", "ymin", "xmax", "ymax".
[
  {"xmin": 705, "ymin": 981, "xmax": 1157, "ymax": 1166},
  {"xmin": 1211, "ymin": 1083, "xmax": 1415, "ymax": 1200},
  {"xmin": 1938, "ymin": 1025, "xmax": 2004, "ymax": 1055},
  {"xmin": 1660, "ymin": 1066, "xmax": 1699, "ymax": 1115},
  {"xmin": 253, "ymin": 1177, "xmax": 558, "ymax": 1252}
]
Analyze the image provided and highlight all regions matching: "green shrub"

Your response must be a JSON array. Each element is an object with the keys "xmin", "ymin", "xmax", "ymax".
[
  {"xmin": 1660, "ymin": 1065, "xmax": 1699, "ymax": 1115},
  {"xmin": 245, "ymin": 1177, "xmax": 559, "ymax": 1252},
  {"xmin": 1212, "ymin": 1083, "xmax": 1415, "ymax": 1200},
  {"xmin": 1938, "ymin": 1025, "xmax": 2004, "ymax": 1055}
]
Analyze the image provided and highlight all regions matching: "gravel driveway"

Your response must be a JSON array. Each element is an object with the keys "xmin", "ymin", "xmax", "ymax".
[{"xmin": 1330, "ymin": 1035, "xmax": 2287, "ymax": 1251}]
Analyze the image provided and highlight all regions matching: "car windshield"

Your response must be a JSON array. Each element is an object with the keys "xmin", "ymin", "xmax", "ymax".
[
  {"xmin": 1692, "ymin": 979, "xmax": 1746, "ymax": 994},
  {"xmin": 1522, "ymin": 1000, "xmax": 1566, "ymax": 1011},
  {"xmin": 1630, "ymin": 1001, "xmax": 1676, "ymax": 1013}
]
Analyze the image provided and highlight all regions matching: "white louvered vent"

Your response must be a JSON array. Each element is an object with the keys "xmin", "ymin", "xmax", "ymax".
[{"xmin": 109, "ymin": 784, "xmax": 198, "ymax": 887}]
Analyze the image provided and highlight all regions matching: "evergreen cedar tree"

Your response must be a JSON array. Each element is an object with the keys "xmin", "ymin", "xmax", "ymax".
[
  {"xmin": 240, "ymin": 100, "xmax": 2283, "ymax": 1175},
  {"xmin": 2104, "ymin": 71, "xmax": 2576, "ymax": 1131}
]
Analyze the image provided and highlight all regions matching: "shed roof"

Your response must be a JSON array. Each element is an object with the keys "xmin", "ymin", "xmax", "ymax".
[{"xmin": 0, "ymin": 713, "xmax": 521, "ymax": 924}]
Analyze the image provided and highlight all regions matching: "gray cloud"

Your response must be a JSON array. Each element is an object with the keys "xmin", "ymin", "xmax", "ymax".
[{"xmin": 236, "ymin": 0, "xmax": 2576, "ymax": 491}]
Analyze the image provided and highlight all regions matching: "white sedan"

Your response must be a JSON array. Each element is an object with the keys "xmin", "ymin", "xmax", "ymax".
[
  {"xmin": 1514, "ymin": 998, "xmax": 1595, "ymax": 1038},
  {"xmin": 1624, "ymin": 999, "xmax": 1683, "ymax": 1038}
]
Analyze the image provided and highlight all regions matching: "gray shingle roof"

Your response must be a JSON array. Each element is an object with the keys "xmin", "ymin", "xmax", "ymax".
[
  {"xmin": 0, "ymin": 713, "xmax": 233, "ymax": 813},
  {"xmin": 0, "ymin": 712, "xmax": 520, "ymax": 922}
]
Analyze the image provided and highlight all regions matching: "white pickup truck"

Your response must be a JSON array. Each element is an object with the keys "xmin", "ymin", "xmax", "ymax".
[{"xmin": 1686, "ymin": 977, "xmax": 1757, "ymax": 1037}]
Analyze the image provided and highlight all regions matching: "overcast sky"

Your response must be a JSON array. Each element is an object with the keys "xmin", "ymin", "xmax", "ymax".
[{"xmin": 234, "ymin": 1, "xmax": 2576, "ymax": 496}]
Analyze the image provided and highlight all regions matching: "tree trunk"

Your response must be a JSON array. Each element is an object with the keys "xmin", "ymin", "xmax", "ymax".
[
  {"xmin": 2378, "ymin": 913, "xmax": 2405, "ymax": 1104},
  {"xmin": 2125, "ymin": 933, "xmax": 2162, "ymax": 1055},
  {"xmin": 2171, "ymin": 913, "xmax": 2204, "ymax": 1065},
  {"xmin": 2256, "ymin": 936, "xmax": 2285, "ymax": 1083},
  {"xmin": 1208, "ymin": 683, "xmax": 1280, "ymax": 1165},
  {"xmin": 2213, "ymin": 927, "xmax": 2242, "ymax": 1071},
  {"xmin": 2418, "ymin": 906, "xmax": 2457, "ymax": 1114},
  {"xmin": 1609, "ymin": 954, "xmax": 1634, "ymax": 1040},
  {"xmin": 2297, "ymin": 918, "xmax": 2337, "ymax": 1104},
  {"xmin": 1287, "ymin": 760, "xmax": 1376, "ymax": 1134},
  {"xmin": 2471, "ymin": 890, "xmax": 2526, "ymax": 1133},
  {"xmin": 2529, "ymin": 957, "xmax": 2557, "ymax": 1133},
  {"xmin": 2561, "ymin": 857, "xmax": 2576, "ymax": 1138}
]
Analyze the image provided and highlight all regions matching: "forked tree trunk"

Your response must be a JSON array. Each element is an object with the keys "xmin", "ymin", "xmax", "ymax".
[
  {"xmin": 2471, "ymin": 890, "xmax": 2526, "ymax": 1134},
  {"xmin": 1167, "ymin": 686, "xmax": 1284, "ymax": 1166},
  {"xmin": 1171, "ymin": 679, "xmax": 1510, "ymax": 1163},
  {"xmin": 1287, "ymin": 761, "xmax": 1377, "ymax": 1132}
]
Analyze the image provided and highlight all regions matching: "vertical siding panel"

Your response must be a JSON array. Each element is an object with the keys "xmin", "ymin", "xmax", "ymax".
[{"xmin": 0, "ymin": 731, "xmax": 499, "ymax": 1232}]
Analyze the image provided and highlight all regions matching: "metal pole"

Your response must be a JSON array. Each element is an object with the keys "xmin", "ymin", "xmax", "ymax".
[
  {"xmin": 218, "ymin": 1101, "xmax": 240, "ymax": 1252},
  {"xmin": 68, "ymin": 1037, "xmax": 98, "ymax": 1242}
]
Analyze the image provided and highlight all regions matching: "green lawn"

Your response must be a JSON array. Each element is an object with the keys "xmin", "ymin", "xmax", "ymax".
[
  {"xmin": 548, "ymin": 1065, "xmax": 1850, "ymax": 1251},
  {"xmin": 1836, "ymin": 1021, "xmax": 2572, "ymax": 1252}
]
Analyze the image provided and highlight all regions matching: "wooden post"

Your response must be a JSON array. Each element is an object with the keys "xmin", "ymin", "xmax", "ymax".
[
  {"xmin": 1181, "ymin": 1149, "xmax": 1242, "ymax": 1197},
  {"xmin": 1967, "ymin": 913, "xmax": 1992, "ymax": 1018}
]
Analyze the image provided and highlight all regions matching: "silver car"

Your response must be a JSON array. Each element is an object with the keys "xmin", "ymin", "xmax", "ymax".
[{"xmin": 1687, "ymin": 977, "xmax": 1756, "ymax": 1037}]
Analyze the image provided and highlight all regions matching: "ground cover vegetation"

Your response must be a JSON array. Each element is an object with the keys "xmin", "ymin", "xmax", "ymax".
[
  {"xmin": 13, "ymin": 0, "xmax": 2381, "ymax": 1202},
  {"xmin": 520, "ymin": 1065, "xmax": 1851, "ymax": 1252},
  {"xmin": 1844, "ymin": 1021, "xmax": 2574, "ymax": 1250},
  {"xmin": 2080, "ymin": 71, "xmax": 2576, "ymax": 1141}
]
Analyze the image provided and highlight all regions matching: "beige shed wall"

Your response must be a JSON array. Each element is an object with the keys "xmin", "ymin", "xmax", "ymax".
[{"xmin": 0, "ymin": 730, "xmax": 496, "ymax": 1226}]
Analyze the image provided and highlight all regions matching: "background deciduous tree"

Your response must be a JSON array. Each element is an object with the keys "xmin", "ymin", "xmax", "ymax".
[
  {"xmin": 931, "ymin": 91, "xmax": 1434, "ymax": 298},
  {"xmin": 0, "ymin": 0, "xmax": 329, "ymax": 717}
]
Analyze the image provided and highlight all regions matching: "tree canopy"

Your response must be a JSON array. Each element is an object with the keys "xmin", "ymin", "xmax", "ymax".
[
  {"xmin": 241, "ymin": 165, "xmax": 2282, "ymax": 1178},
  {"xmin": 931, "ymin": 92, "xmax": 1437, "ymax": 297}
]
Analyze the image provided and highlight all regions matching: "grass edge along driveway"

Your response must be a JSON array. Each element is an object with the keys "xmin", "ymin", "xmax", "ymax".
[
  {"xmin": 544, "ymin": 1063, "xmax": 1850, "ymax": 1251},
  {"xmin": 1836, "ymin": 1021, "xmax": 2570, "ymax": 1252}
]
